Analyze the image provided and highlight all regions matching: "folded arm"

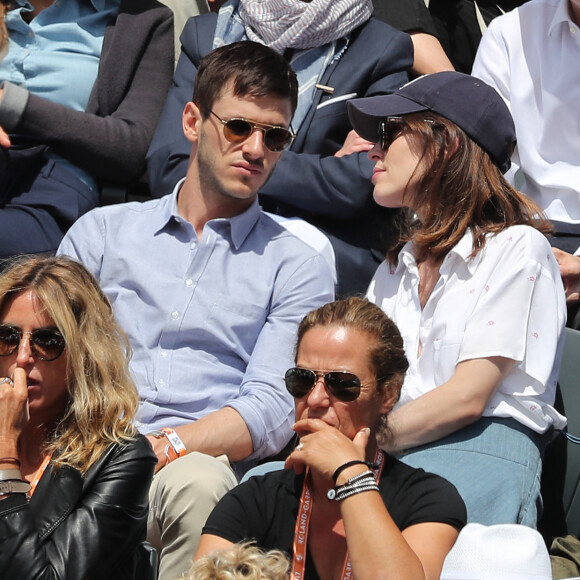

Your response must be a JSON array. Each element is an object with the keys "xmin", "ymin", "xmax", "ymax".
[
  {"xmin": 0, "ymin": 3, "xmax": 174, "ymax": 183},
  {"xmin": 386, "ymin": 356, "xmax": 515, "ymax": 454},
  {"xmin": 149, "ymin": 253, "xmax": 335, "ymax": 471}
]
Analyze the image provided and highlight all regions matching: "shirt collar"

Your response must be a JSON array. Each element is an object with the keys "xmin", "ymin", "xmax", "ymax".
[
  {"xmin": 442, "ymin": 230, "xmax": 485, "ymax": 276},
  {"xmin": 157, "ymin": 179, "xmax": 262, "ymax": 250},
  {"xmin": 222, "ymin": 197, "xmax": 262, "ymax": 250},
  {"xmin": 397, "ymin": 229, "xmax": 484, "ymax": 276},
  {"xmin": 549, "ymin": 0, "xmax": 575, "ymax": 37}
]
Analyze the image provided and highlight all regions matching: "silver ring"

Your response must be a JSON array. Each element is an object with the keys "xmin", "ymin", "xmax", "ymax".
[
  {"xmin": 0, "ymin": 377, "xmax": 14, "ymax": 387},
  {"xmin": 296, "ymin": 442, "xmax": 304, "ymax": 452}
]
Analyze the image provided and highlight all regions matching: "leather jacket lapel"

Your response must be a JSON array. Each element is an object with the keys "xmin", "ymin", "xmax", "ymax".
[{"xmin": 29, "ymin": 464, "xmax": 83, "ymax": 541}]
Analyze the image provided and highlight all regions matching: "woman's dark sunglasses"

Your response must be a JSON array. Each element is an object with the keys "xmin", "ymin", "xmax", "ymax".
[
  {"xmin": 284, "ymin": 367, "xmax": 364, "ymax": 402},
  {"xmin": 378, "ymin": 116, "xmax": 407, "ymax": 150},
  {"xmin": 378, "ymin": 116, "xmax": 439, "ymax": 150},
  {"xmin": 0, "ymin": 324, "xmax": 66, "ymax": 361},
  {"xmin": 211, "ymin": 111, "xmax": 295, "ymax": 152}
]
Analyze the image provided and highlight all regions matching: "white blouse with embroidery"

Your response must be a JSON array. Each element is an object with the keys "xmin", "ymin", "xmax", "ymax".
[{"xmin": 367, "ymin": 225, "xmax": 567, "ymax": 433}]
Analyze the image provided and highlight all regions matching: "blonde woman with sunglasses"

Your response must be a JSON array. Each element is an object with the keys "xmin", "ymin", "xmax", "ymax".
[{"xmin": 0, "ymin": 255, "xmax": 156, "ymax": 579}]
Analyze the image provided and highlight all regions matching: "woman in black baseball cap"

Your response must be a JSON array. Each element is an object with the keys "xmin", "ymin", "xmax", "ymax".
[{"xmin": 347, "ymin": 71, "xmax": 567, "ymax": 527}]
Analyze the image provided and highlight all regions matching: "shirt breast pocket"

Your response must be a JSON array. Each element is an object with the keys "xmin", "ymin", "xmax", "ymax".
[
  {"xmin": 207, "ymin": 294, "xmax": 267, "ymax": 355},
  {"xmin": 315, "ymin": 92, "xmax": 357, "ymax": 119}
]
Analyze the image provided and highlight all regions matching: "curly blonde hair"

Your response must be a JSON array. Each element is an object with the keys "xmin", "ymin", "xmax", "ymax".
[
  {"xmin": 184, "ymin": 542, "xmax": 290, "ymax": 580},
  {"xmin": 0, "ymin": 255, "xmax": 139, "ymax": 474}
]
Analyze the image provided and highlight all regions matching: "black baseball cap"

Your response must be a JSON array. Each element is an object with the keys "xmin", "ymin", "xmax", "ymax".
[{"xmin": 347, "ymin": 71, "xmax": 516, "ymax": 174}]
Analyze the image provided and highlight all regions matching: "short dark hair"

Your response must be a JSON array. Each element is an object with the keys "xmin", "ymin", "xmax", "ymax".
[{"xmin": 193, "ymin": 41, "xmax": 298, "ymax": 119}]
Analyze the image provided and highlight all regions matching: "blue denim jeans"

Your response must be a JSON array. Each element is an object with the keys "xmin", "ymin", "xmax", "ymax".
[{"xmin": 398, "ymin": 417, "xmax": 547, "ymax": 527}]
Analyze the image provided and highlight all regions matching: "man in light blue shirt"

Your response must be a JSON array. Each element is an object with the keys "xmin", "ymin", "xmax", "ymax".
[{"xmin": 58, "ymin": 41, "xmax": 334, "ymax": 580}]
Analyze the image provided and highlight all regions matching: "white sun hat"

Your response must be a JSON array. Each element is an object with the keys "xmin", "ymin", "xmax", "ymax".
[{"xmin": 441, "ymin": 523, "xmax": 553, "ymax": 580}]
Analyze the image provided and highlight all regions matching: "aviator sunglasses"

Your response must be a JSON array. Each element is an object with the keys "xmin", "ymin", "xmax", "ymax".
[
  {"xmin": 0, "ymin": 324, "xmax": 66, "ymax": 361},
  {"xmin": 284, "ymin": 367, "xmax": 366, "ymax": 403},
  {"xmin": 210, "ymin": 111, "xmax": 295, "ymax": 152}
]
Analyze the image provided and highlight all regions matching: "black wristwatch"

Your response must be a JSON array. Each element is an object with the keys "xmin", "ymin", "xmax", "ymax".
[{"xmin": 0, "ymin": 480, "xmax": 32, "ymax": 496}]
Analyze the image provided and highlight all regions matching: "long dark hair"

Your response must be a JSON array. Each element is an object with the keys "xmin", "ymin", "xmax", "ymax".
[{"xmin": 384, "ymin": 112, "xmax": 551, "ymax": 265}]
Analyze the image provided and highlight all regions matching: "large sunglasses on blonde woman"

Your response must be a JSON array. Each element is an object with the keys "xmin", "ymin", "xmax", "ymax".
[
  {"xmin": 284, "ymin": 367, "xmax": 367, "ymax": 402},
  {"xmin": 0, "ymin": 324, "xmax": 66, "ymax": 361},
  {"xmin": 211, "ymin": 111, "xmax": 295, "ymax": 152}
]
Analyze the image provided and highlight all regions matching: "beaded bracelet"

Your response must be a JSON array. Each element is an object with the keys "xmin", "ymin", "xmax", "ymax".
[
  {"xmin": 334, "ymin": 480, "xmax": 380, "ymax": 502},
  {"xmin": 327, "ymin": 470, "xmax": 379, "ymax": 501},
  {"xmin": 0, "ymin": 457, "xmax": 21, "ymax": 467}
]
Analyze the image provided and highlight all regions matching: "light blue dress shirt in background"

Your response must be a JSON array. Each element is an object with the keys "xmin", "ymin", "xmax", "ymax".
[
  {"xmin": 1, "ymin": 0, "xmax": 120, "ymax": 190},
  {"xmin": 58, "ymin": 182, "xmax": 335, "ymax": 463}
]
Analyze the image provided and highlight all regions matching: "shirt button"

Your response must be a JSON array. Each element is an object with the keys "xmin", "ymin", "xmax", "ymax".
[
  {"xmin": 185, "ymin": 278, "xmax": 193, "ymax": 287},
  {"xmin": 158, "ymin": 379, "xmax": 165, "ymax": 387},
  {"xmin": 160, "ymin": 351, "xmax": 168, "ymax": 358},
  {"xmin": 171, "ymin": 311, "xmax": 179, "ymax": 320},
  {"xmin": 190, "ymin": 243, "xmax": 196, "ymax": 250}
]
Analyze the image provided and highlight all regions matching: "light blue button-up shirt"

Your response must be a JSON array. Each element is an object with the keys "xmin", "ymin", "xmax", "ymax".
[
  {"xmin": 1, "ymin": 0, "xmax": 119, "ymax": 109},
  {"xmin": 0, "ymin": 0, "xmax": 120, "ymax": 190},
  {"xmin": 58, "ymin": 183, "xmax": 335, "ymax": 463}
]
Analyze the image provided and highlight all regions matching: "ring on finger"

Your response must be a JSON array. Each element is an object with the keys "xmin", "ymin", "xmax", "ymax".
[
  {"xmin": 0, "ymin": 377, "xmax": 14, "ymax": 387},
  {"xmin": 296, "ymin": 442, "xmax": 304, "ymax": 452}
]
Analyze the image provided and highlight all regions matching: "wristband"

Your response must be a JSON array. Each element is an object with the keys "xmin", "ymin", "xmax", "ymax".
[
  {"xmin": 0, "ymin": 479, "xmax": 31, "ymax": 496},
  {"xmin": 332, "ymin": 459, "xmax": 379, "ymax": 483},
  {"xmin": 0, "ymin": 469, "xmax": 22, "ymax": 481},
  {"xmin": 334, "ymin": 480, "xmax": 380, "ymax": 502},
  {"xmin": 327, "ymin": 471, "xmax": 379, "ymax": 501},
  {"xmin": 149, "ymin": 428, "xmax": 187, "ymax": 464}
]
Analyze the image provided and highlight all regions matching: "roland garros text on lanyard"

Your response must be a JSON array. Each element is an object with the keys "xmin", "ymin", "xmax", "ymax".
[{"xmin": 290, "ymin": 449, "xmax": 385, "ymax": 580}]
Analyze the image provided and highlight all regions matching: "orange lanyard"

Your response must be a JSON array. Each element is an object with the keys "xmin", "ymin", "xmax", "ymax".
[
  {"xmin": 290, "ymin": 450, "xmax": 384, "ymax": 580},
  {"xmin": 27, "ymin": 455, "xmax": 51, "ymax": 499}
]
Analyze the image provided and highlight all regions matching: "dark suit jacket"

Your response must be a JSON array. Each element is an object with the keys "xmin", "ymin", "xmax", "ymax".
[
  {"xmin": 146, "ymin": 14, "xmax": 413, "ymax": 296},
  {"xmin": 0, "ymin": 435, "xmax": 156, "ymax": 580}
]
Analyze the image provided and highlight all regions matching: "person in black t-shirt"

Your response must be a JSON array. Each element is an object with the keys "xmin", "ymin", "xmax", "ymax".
[{"xmin": 196, "ymin": 298, "xmax": 466, "ymax": 580}]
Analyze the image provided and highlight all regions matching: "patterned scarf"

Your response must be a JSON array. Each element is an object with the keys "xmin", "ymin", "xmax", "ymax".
[{"xmin": 214, "ymin": 0, "xmax": 373, "ymax": 131}]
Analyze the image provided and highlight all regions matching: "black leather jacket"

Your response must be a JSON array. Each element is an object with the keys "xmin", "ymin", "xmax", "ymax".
[{"xmin": 0, "ymin": 434, "xmax": 156, "ymax": 579}]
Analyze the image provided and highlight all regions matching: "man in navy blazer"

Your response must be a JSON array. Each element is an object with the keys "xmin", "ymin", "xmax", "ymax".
[{"xmin": 147, "ymin": 5, "xmax": 413, "ymax": 296}]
